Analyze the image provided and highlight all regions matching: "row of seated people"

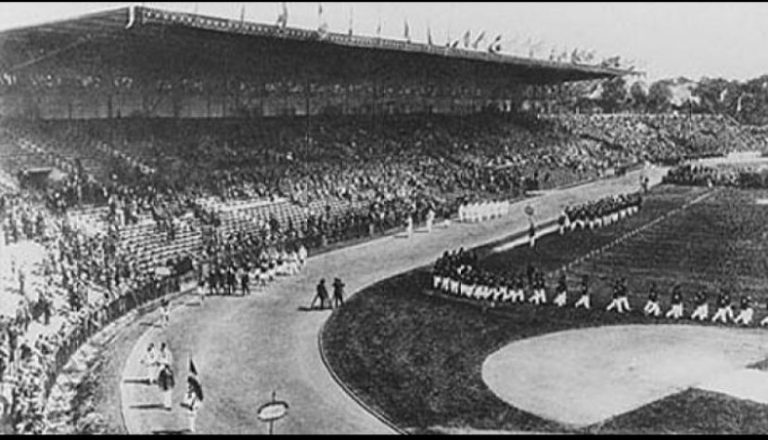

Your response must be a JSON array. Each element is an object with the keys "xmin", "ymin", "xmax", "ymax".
[{"xmin": 431, "ymin": 248, "xmax": 765, "ymax": 326}]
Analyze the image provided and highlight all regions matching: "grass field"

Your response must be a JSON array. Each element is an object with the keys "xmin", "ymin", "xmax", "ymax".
[{"xmin": 322, "ymin": 184, "xmax": 768, "ymax": 434}]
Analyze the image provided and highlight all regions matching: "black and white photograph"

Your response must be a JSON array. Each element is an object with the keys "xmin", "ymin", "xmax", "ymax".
[{"xmin": 1, "ymin": 1, "xmax": 768, "ymax": 435}]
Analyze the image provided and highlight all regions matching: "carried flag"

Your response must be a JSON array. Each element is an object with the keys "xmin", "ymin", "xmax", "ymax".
[
  {"xmin": 462, "ymin": 30, "xmax": 471, "ymax": 48},
  {"xmin": 188, "ymin": 357, "xmax": 204, "ymax": 401},
  {"xmin": 427, "ymin": 25, "xmax": 434, "ymax": 46},
  {"xmin": 487, "ymin": 34, "xmax": 502, "ymax": 54},
  {"xmin": 571, "ymin": 48, "xmax": 582, "ymax": 64},
  {"xmin": 471, "ymin": 30, "xmax": 486, "ymax": 49}
]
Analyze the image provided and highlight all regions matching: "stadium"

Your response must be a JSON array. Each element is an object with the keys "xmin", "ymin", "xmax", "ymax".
[{"xmin": 1, "ymin": 3, "xmax": 768, "ymax": 435}]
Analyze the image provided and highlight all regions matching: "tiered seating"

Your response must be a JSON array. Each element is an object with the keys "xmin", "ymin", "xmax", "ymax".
[{"xmin": 544, "ymin": 113, "xmax": 768, "ymax": 163}]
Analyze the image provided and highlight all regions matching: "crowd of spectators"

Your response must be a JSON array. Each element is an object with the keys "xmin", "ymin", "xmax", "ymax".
[
  {"xmin": 0, "ymin": 190, "xmax": 187, "ymax": 434},
  {"xmin": 545, "ymin": 113, "xmax": 759, "ymax": 164}
]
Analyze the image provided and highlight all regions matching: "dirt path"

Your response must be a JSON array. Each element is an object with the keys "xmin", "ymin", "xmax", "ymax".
[{"xmin": 119, "ymin": 166, "xmax": 668, "ymax": 434}]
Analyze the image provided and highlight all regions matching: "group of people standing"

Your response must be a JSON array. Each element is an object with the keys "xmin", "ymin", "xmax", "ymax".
[
  {"xmin": 310, "ymin": 278, "xmax": 346, "ymax": 310},
  {"xmin": 139, "ymin": 327, "xmax": 203, "ymax": 433},
  {"xmin": 558, "ymin": 192, "xmax": 643, "ymax": 234}
]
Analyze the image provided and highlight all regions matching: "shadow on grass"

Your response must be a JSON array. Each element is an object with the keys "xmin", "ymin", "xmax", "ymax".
[
  {"xmin": 123, "ymin": 378, "xmax": 151, "ymax": 385},
  {"xmin": 297, "ymin": 305, "xmax": 332, "ymax": 312},
  {"xmin": 130, "ymin": 403, "xmax": 165, "ymax": 410},
  {"xmin": 139, "ymin": 322, "xmax": 161, "ymax": 328}
]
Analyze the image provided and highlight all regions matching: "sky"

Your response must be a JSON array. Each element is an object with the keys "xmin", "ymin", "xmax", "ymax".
[{"xmin": 1, "ymin": 2, "xmax": 767, "ymax": 83}]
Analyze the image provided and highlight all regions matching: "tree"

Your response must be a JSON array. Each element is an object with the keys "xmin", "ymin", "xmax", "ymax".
[
  {"xmin": 692, "ymin": 77, "xmax": 736, "ymax": 114},
  {"xmin": 647, "ymin": 80, "xmax": 673, "ymax": 113},
  {"xmin": 629, "ymin": 81, "xmax": 648, "ymax": 112},
  {"xmin": 600, "ymin": 76, "xmax": 628, "ymax": 113}
]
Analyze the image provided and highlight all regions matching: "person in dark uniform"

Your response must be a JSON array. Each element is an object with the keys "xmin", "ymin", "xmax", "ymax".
[
  {"xmin": 690, "ymin": 289, "xmax": 709, "ymax": 321},
  {"xmin": 712, "ymin": 290, "xmax": 733, "ymax": 324},
  {"xmin": 310, "ymin": 279, "xmax": 329, "ymax": 310},
  {"xmin": 760, "ymin": 301, "xmax": 768, "ymax": 327},
  {"xmin": 332, "ymin": 277, "xmax": 345, "ymax": 308},
  {"xmin": 226, "ymin": 266, "xmax": 236, "ymax": 296},
  {"xmin": 665, "ymin": 284, "xmax": 684, "ymax": 319},
  {"xmin": 528, "ymin": 271, "xmax": 547, "ymax": 305},
  {"xmin": 606, "ymin": 278, "xmax": 630, "ymax": 313},
  {"xmin": 643, "ymin": 282, "xmax": 661, "ymax": 317},
  {"xmin": 553, "ymin": 273, "xmax": 568, "ymax": 307},
  {"xmin": 241, "ymin": 267, "xmax": 250, "ymax": 296},
  {"xmin": 528, "ymin": 220, "xmax": 536, "ymax": 248},
  {"xmin": 734, "ymin": 295, "xmax": 754, "ymax": 326},
  {"xmin": 158, "ymin": 363, "xmax": 175, "ymax": 410},
  {"xmin": 574, "ymin": 274, "xmax": 591, "ymax": 309},
  {"xmin": 208, "ymin": 266, "xmax": 218, "ymax": 296}
]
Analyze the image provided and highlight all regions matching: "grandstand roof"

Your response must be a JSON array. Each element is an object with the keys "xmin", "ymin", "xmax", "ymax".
[{"xmin": 0, "ymin": 6, "xmax": 631, "ymax": 87}]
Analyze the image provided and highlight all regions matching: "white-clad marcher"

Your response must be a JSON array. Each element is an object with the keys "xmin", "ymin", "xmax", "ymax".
[
  {"xmin": 690, "ymin": 291, "xmax": 709, "ymax": 321},
  {"xmin": 425, "ymin": 209, "xmax": 435, "ymax": 233},
  {"xmin": 643, "ymin": 284, "xmax": 661, "ymax": 317},
  {"xmin": 142, "ymin": 343, "xmax": 159, "ymax": 384},
  {"xmin": 734, "ymin": 297, "xmax": 754, "ymax": 326},
  {"xmin": 711, "ymin": 292, "xmax": 734, "ymax": 324},
  {"xmin": 665, "ymin": 287, "xmax": 684, "ymax": 319},
  {"xmin": 606, "ymin": 279, "xmax": 631, "ymax": 313}
]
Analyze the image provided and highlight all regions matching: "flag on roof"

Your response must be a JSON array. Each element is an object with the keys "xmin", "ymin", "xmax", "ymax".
[
  {"xmin": 472, "ymin": 31, "xmax": 486, "ymax": 49},
  {"xmin": 403, "ymin": 19, "xmax": 411, "ymax": 42},
  {"xmin": 487, "ymin": 34, "xmax": 502, "ymax": 54},
  {"xmin": 276, "ymin": 2, "xmax": 288, "ymax": 29}
]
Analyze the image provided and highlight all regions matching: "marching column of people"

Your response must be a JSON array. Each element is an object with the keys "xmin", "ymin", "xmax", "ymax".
[
  {"xmin": 458, "ymin": 198, "xmax": 510, "ymax": 223},
  {"xmin": 431, "ymin": 248, "xmax": 768, "ymax": 328},
  {"xmin": 558, "ymin": 192, "xmax": 643, "ymax": 234}
]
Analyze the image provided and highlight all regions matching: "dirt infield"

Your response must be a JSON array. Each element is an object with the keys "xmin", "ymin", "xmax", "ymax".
[{"xmin": 482, "ymin": 324, "xmax": 768, "ymax": 428}]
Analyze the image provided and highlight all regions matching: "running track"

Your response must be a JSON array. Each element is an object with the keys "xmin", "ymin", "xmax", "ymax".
[{"xmin": 120, "ymin": 167, "xmax": 668, "ymax": 434}]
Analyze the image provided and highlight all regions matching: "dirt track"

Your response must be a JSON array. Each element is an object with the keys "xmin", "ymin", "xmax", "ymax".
[{"xmin": 119, "ymin": 166, "xmax": 668, "ymax": 434}]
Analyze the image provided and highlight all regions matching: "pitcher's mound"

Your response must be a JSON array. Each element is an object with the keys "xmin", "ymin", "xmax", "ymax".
[{"xmin": 482, "ymin": 324, "xmax": 768, "ymax": 427}]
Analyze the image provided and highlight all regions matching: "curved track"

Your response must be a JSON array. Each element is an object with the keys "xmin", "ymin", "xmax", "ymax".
[{"xmin": 120, "ymin": 167, "xmax": 668, "ymax": 434}]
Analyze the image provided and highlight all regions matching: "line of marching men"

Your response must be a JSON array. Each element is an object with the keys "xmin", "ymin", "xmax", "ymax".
[
  {"xmin": 458, "ymin": 199, "xmax": 510, "ymax": 223},
  {"xmin": 558, "ymin": 192, "xmax": 643, "ymax": 234},
  {"xmin": 432, "ymin": 249, "xmax": 767, "ymax": 327}
]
